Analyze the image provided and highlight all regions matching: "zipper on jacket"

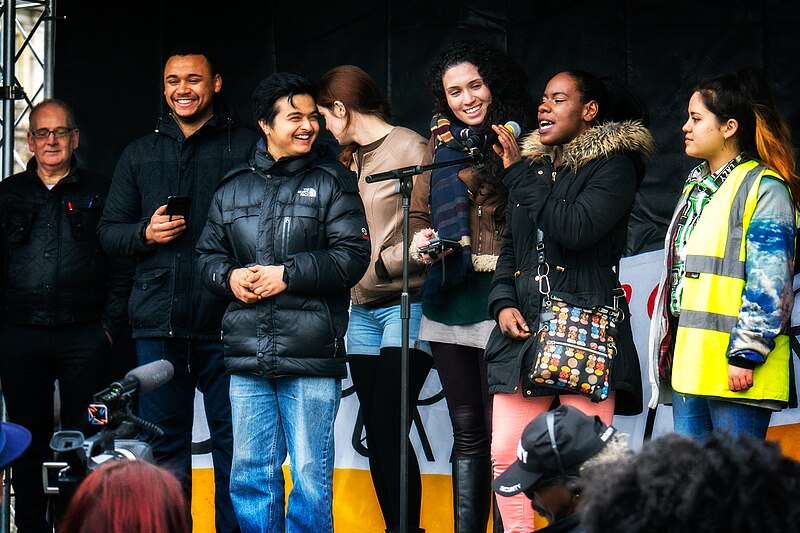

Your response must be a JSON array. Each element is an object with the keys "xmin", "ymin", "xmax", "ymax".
[
  {"xmin": 539, "ymin": 338, "xmax": 614, "ymax": 359},
  {"xmin": 477, "ymin": 204, "xmax": 483, "ymax": 253},
  {"xmin": 281, "ymin": 216, "xmax": 291, "ymax": 260}
]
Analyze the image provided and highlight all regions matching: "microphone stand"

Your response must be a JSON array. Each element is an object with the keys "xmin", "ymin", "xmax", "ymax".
[{"xmin": 365, "ymin": 149, "xmax": 482, "ymax": 533}]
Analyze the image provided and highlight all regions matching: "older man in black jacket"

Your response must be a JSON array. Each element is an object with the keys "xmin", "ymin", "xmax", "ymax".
[
  {"xmin": 0, "ymin": 99, "xmax": 131, "ymax": 533},
  {"xmin": 96, "ymin": 49, "xmax": 259, "ymax": 533},
  {"xmin": 197, "ymin": 72, "xmax": 370, "ymax": 533}
]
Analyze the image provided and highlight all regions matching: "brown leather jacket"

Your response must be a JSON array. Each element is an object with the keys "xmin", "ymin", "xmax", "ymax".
[
  {"xmin": 350, "ymin": 126, "xmax": 429, "ymax": 306},
  {"xmin": 409, "ymin": 135, "xmax": 506, "ymax": 272}
]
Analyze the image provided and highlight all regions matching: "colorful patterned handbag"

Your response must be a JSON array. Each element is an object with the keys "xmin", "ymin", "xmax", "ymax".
[
  {"xmin": 529, "ymin": 295, "xmax": 620, "ymax": 402},
  {"xmin": 527, "ymin": 228, "xmax": 622, "ymax": 402}
]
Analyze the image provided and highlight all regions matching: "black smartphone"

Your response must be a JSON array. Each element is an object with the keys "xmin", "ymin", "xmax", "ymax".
[{"xmin": 165, "ymin": 195, "xmax": 191, "ymax": 219}]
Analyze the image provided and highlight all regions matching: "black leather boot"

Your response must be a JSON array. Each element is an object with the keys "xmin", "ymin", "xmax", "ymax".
[
  {"xmin": 453, "ymin": 455, "xmax": 492, "ymax": 533},
  {"xmin": 492, "ymin": 492, "xmax": 505, "ymax": 533}
]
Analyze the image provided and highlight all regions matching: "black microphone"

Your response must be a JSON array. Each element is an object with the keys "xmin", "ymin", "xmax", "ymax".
[
  {"xmin": 459, "ymin": 121, "xmax": 522, "ymax": 149},
  {"xmin": 93, "ymin": 360, "xmax": 175, "ymax": 404}
]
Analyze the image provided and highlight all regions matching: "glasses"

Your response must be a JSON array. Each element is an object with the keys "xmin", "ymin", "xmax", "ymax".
[{"xmin": 29, "ymin": 127, "xmax": 75, "ymax": 139}]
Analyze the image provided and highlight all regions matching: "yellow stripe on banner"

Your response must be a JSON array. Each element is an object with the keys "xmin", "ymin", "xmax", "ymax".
[
  {"xmin": 767, "ymin": 422, "xmax": 800, "ymax": 462},
  {"xmin": 191, "ymin": 467, "xmax": 216, "ymax": 533},
  {"xmin": 191, "ymin": 423, "xmax": 800, "ymax": 533},
  {"xmin": 192, "ymin": 467, "xmax": 509, "ymax": 532}
]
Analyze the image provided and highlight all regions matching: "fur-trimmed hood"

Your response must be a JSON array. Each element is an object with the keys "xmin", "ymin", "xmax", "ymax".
[{"xmin": 519, "ymin": 120, "xmax": 655, "ymax": 171}]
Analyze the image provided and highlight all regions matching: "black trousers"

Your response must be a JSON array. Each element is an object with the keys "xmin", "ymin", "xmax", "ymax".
[
  {"xmin": 0, "ymin": 321, "xmax": 107, "ymax": 533},
  {"xmin": 349, "ymin": 347, "xmax": 434, "ymax": 531},
  {"xmin": 430, "ymin": 342, "xmax": 492, "ymax": 458}
]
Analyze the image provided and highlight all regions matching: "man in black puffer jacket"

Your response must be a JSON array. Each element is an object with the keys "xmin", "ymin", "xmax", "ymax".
[
  {"xmin": 96, "ymin": 49, "xmax": 259, "ymax": 533},
  {"xmin": 196, "ymin": 72, "xmax": 369, "ymax": 532}
]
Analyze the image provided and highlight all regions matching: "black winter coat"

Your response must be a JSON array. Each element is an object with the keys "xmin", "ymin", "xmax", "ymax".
[
  {"xmin": 196, "ymin": 142, "xmax": 370, "ymax": 378},
  {"xmin": 486, "ymin": 122, "xmax": 654, "ymax": 416},
  {"xmin": 97, "ymin": 107, "xmax": 259, "ymax": 340},
  {"xmin": 0, "ymin": 157, "xmax": 131, "ymax": 338}
]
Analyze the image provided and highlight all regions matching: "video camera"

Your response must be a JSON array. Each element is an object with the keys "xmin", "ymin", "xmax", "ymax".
[{"xmin": 42, "ymin": 360, "xmax": 174, "ymax": 522}]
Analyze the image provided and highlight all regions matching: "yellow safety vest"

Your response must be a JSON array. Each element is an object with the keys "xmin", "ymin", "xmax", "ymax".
[{"xmin": 672, "ymin": 160, "xmax": 791, "ymax": 402}]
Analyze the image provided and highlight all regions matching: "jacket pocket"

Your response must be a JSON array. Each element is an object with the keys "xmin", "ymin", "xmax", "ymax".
[
  {"xmin": 128, "ymin": 268, "xmax": 172, "ymax": 329},
  {"xmin": 221, "ymin": 205, "xmax": 262, "ymax": 224},
  {"xmin": 276, "ymin": 204, "xmax": 323, "ymax": 262},
  {"xmin": 1, "ymin": 202, "xmax": 40, "ymax": 244},
  {"xmin": 484, "ymin": 324, "xmax": 532, "ymax": 390},
  {"xmin": 276, "ymin": 294, "xmax": 337, "ymax": 357},
  {"xmin": 66, "ymin": 202, "xmax": 103, "ymax": 242}
]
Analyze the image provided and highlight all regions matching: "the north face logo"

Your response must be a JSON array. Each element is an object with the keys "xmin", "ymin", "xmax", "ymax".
[{"xmin": 297, "ymin": 187, "xmax": 317, "ymax": 198}]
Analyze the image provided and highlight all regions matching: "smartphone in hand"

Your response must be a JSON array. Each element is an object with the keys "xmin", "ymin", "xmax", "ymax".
[{"xmin": 165, "ymin": 195, "xmax": 191, "ymax": 220}]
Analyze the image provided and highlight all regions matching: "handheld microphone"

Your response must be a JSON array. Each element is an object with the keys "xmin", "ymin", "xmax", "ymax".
[
  {"xmin": 459, "ymin": 121, "xmax": 522, "ymax": 149},
  {"xmin": 93, "ymin": 360, "xmax": 175, "ymax": 405}
]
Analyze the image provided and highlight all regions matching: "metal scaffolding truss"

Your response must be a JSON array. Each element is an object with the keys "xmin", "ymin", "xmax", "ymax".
[
  {"xmin": 0, "ymin": 0, "xmax": 55, "ymax": 180},
  {"xmin": 0, "ymin": 3, "xmax": 56, "ymax": 530}
]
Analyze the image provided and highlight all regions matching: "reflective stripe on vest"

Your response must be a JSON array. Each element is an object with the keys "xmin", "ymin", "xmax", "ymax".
[{"xmin": 672, "ymin": 160, "xmax": 791, "ymax": 402}]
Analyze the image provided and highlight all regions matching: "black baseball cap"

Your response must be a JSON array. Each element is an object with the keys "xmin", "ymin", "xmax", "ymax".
[
  {"xmin": 0, "ymin": 421, "xmax": 31, "ymax": 468},
  {"xmin": 493, "ymin": 405, "xmax": 616, "ymax": 496}
]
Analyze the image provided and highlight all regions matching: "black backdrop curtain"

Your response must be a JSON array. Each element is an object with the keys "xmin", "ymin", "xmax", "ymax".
[{"xmin": 55, "ymin": 0, "xmax": 800, "ymax": 256}]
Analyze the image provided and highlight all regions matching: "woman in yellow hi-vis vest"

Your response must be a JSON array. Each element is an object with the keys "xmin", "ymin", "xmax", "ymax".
[{"xmin": 649, "ymin": 67, "xmax": 799, "ymax": 440}]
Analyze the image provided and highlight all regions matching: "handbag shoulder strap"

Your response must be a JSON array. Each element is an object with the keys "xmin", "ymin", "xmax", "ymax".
[{"xmin": 536, "ymin": 227, "xmax": 623, "ymax": 304}]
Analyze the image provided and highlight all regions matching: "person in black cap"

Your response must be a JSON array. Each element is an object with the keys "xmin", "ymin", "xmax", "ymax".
[{"xmin": 492, "ymin": 405, "xmax": 629, "ymax": 532}]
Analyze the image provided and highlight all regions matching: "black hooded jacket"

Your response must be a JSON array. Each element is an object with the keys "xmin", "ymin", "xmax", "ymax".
[
  {"xmin": 196, "ymin": 141, "xmax": 370, "ymax": 378},
  {"xmin": 97, "ymin": 106, "xmax": 259, "ymax": 340},
  {"xmin": 485, "ymin": 121, "xmax": 655, "ymax": 416}
]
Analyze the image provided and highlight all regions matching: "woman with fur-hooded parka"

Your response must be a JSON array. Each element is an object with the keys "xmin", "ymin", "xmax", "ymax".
[
  {"xmin": 486, "ymin": 70, "xmax": 654, "ymax": 533},
  {"xmin": 486, "ymin": 120, "xmax": 654, "ymax": 415}
]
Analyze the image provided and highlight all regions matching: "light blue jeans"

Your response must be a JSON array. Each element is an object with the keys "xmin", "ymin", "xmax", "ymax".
[
  {"xmin": 345, "ymin": 302, "xmax": 432, "ymax": 356},
  {"xmin": 229, "ymin": 373, "xmax": 341, "ymax": 533},
  {"xmin": 672, "ymin": 391, "xmax": 772, "ymax": 441}
]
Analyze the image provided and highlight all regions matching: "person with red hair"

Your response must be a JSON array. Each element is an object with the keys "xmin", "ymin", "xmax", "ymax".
[{"xmin": 58, "ymin": 459, "xmax": 190, "ymax": 533}]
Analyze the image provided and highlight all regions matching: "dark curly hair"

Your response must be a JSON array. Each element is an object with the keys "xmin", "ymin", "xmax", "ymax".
[
  {"xmin": 579, "ymin": 431, "xmax": 800, "ymax": 533},
  {"xmin": 428, "ymin": 40, "xmax": 535, "ymax": 131},
  {"xmin": 427, "ymin": 40, "xmax": 536, "ymax": 184}
]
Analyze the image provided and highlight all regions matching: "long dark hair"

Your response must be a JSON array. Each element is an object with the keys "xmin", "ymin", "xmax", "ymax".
[
  {"xmin": 693, "ymin": 67, "xmax": 798, "ymax": 202},
  {"xmin": 427, "ymin": 40, "xmax": 536, "ymax": 183},
  {"xmin": 317, "ymin": 65, "xmax": 392, "ymax": 166}
]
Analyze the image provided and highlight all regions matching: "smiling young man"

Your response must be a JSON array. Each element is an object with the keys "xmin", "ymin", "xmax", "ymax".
[
  {"xmin": 97, "ymin": 48, "xmax": 259, "ymax": 533},
  {"xmin": 196, "ymin": 72, "xmax": 370, "ymax": 532}
]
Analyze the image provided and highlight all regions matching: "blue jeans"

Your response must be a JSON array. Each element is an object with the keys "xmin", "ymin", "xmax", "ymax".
[
  {"xmin": 229, "ymin": 373, "xmax": 341, "ymax": 533},
  {"xmin": 136, "ymin": 338, "xmax": 238, "ymax": 533},
  {"xmin": 346, "ymin": 302, "xmax": 432, "ymax": 356},
  {"xmin": 672, "ymin": 392, "xmax": 772, "ymax": 441}
]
